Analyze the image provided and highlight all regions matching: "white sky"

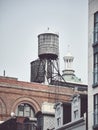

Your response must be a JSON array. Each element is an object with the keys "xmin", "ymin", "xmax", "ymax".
[{"xmin": 0, "ymin": 0, "xmax": 88, "ymax": 84}]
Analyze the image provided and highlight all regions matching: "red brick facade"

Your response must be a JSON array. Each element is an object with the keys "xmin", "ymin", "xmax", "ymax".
[{"xmin": 0, "ymin": 76, "xmax": 86, "ymax": 121}]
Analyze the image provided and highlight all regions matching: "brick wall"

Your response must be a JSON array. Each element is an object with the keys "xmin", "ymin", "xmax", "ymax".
[{"xmin": 0, "ymin": 76, "xmax": 86, "ymax": 121}]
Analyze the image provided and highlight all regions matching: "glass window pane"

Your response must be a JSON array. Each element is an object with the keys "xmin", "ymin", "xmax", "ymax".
[
  {"xmin": 74, "ymin": 110, "xmax": 79, "ymax": 119},
  {"xmin": 57, "ymin": 117, "xmax": 61, "ymax": 127},
  {"xmin": 94, "ymin": 12, "xmax": 98, "ymax": 43},
  {"xmin": 19, "ymin": 111, "xmax": 24, "ymax": 116},
  {"xmin": 16, "ymin": 103, "xmax": 35, "ymax": 118},
  {"xmin": 94, "ymin": 94, "xmax": 98, "ymax": 125},
  {"xmin": 94, "ymin": 32, "xmax": 98, "ymax": 43},
  {"xmin": 95, "ymin": 23, "xmax": 98, "ymax": 32},
  {"xmin": 95, "ymin": 12, "xmax": 98, "ymax": 23},
  {"xmin": 94, "ymin": 53, "xmax": 98, "ymax": 83}
]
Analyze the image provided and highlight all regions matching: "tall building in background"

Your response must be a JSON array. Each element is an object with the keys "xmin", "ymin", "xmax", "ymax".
[{"xmin": 88, "ymin": 0, "xmax": 98, "ymax": 130}]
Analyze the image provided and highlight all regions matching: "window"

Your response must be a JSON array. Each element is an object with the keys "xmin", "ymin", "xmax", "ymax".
[
  {"xmin": 56, "ymin": 106, "xmax": 61, "ymax": 116},
  {"xmin": 57, "ymin": 117, "xmax": 61, "ymax": 127},
  {"xmin": 94, "ymin": 94, "xmax": 98, "ymax": 126},
  {"xmin": 15, "ymin": 103, "xmax": 35, "ymax": 118},
  {"xmin": 73, "ymin": 97, "xmax": 78, "ymax": 106},
  {"xmin": 93, "ymin": 12, "xmax": 98, "ymax": 85},
  {"xmin": 74, "ymin": 110, "xmax": 79, "ymax": 120},
  {"xmin": 94, "ymin": 12, "xmax": 98, "ymax": 43},
  {"xmin": 94, "ymin": 53, "xmax": 98, "ymax": 84}
]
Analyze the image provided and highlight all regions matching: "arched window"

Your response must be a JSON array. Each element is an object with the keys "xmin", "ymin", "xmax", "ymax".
[{"xmin": 15, "ymin": 103, "xmax": 35, "ymax": 118}]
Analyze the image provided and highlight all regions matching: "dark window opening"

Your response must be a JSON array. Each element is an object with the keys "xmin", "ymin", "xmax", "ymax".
[
  {"xmin": 94, "ymin": 94, "xmax": 98, "ymax": 126},
  {"xmin": 94, "ymin": 12, "xmax": 98, "ymax": 44},
  {"xmin": 93, "ymin": 53, "xmax": 98, "ymax": 84}
]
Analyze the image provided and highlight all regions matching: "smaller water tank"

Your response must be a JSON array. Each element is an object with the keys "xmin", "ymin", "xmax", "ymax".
[
  {"xmin": 38, "ymin": 32, "xmax": 59, "ymax": 59},
  {"xmin": 30, "ymin": 59, "xmax": 52, "ymax": 83},
  {"xmin": 30, "ymin": 59, "xmax": 45, "ymax": 83}
]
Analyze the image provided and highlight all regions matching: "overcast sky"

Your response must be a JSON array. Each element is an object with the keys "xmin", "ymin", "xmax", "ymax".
[{"xmin": 0, "ymin": 0, "xmax": 88, "ymax": 84}]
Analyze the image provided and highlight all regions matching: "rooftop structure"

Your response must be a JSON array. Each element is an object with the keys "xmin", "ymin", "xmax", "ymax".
[
  {"xmin": 62, "ymin": 52, "xmax": 82, "ymax": 83},
  {"xmin": 31, "ymin": 29, "xmax": 62, "ymax": 85}
]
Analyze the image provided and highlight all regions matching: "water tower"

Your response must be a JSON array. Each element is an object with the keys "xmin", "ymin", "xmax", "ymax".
[
  {"xmin": 38, "ymin": 30, "xmax": 59, "ymax": 59},
  {"xmin": 31, "ymin": 29, "xmax": 61, "ymax": 84}
]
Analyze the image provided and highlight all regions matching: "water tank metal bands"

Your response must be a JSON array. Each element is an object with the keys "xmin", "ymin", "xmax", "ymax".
[{"xmin": 38, "ymin": 33, "xmax": 59, "ymax": 59}]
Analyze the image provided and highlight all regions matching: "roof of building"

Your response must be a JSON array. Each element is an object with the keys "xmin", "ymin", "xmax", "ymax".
[{"xmin": 0, "ymin": 76, "xmax": 87, "ymax": 95}]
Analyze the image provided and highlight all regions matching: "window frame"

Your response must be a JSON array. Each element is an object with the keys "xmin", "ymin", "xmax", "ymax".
[
  {"xmin": 16, "ymin": 103, "xmax": 35, "ymax": 118},
  {"xmin": 94, "ymin": 12, "xmax": 98, "ymax": 44},
  {"xmin": 94, "ymin": 94, "xmax": 98, "ymax": 126},
  {"xmin": 93, "ymin": 12, "xmax": 98, "ymax": 86},
  {"xmin": 93, "ymin": 52, "xmax": 98, "ymax": 85}
]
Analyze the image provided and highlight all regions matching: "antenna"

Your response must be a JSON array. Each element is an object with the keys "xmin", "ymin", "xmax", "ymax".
[
  {"xmin": 47, "ymin": 27, "xmax": 49, "ymax": 31},
  {"xmin": 67, "ymin": 44, "xmax": 70, "ymax": 53},
  {"xmin": 3, "ymin": 70, "xmax": 5, "ymax": 77}
]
